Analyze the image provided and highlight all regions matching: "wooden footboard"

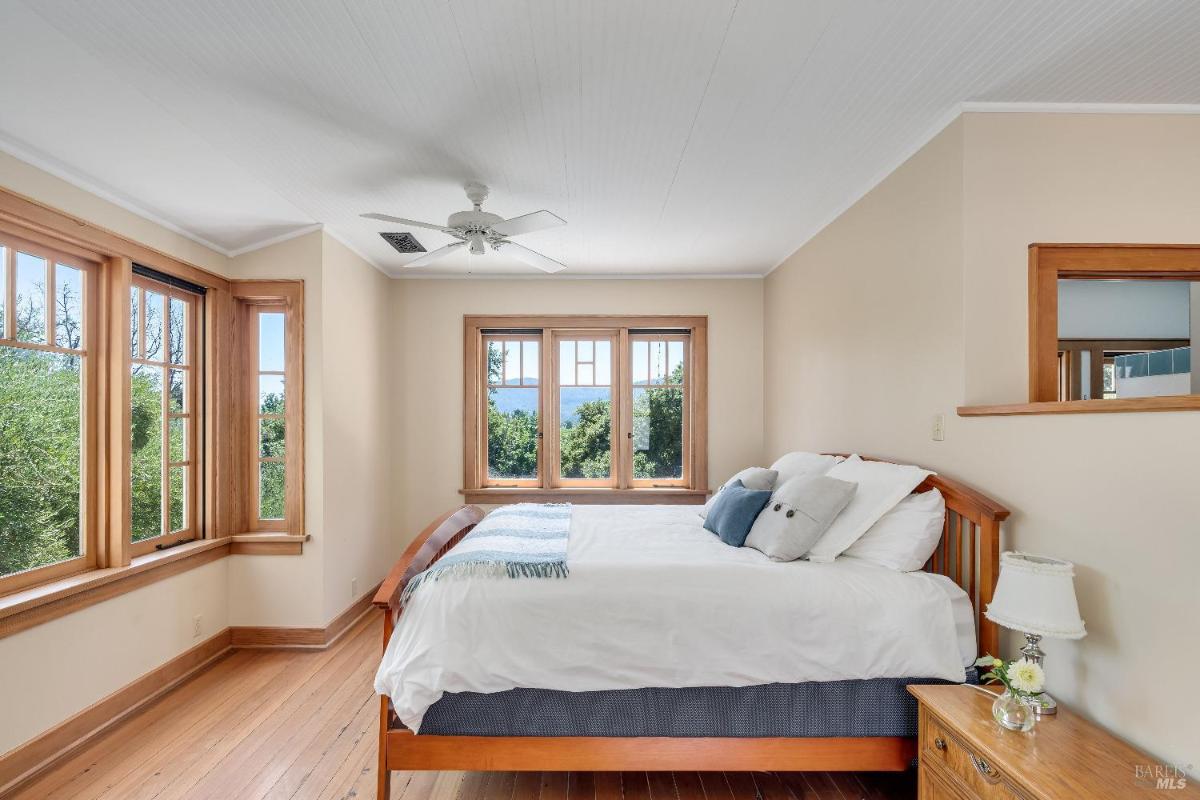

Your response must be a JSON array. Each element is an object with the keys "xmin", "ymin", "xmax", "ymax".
[{"xmin": 372, "ymin": 505, "xmax": 485, "ymax": 800}]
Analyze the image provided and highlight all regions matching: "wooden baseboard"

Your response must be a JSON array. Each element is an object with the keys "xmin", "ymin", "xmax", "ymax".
[
  {"xmin": 0, "ymin": 627, "xmax": 233, "ymax": 796},
  {"xmin": 228, "ymin": 582, "xmax": 380, "ymax": 649},
  {"xmin": 0, "ymin": 585, "xmax": 381, "ymax": 795}
]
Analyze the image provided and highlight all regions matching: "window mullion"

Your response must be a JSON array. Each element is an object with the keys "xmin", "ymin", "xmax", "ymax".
[
  {"xmin": 540, "ymin": 329, "xmax": 552, "ymax": 489},
  {"xmin": 617, "ymin": 327, "xmax": 630, "ymax": 488}
]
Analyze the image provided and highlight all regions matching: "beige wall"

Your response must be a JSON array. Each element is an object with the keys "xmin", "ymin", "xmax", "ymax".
[
  {"xmin": 0, "ymin": 151, "xmax": 230, "ymax": 277},
  {"xmin": 391, "ymin": 278, "xmax": 765, "ymax": 535},
  {"xmin": 765, "ymin": 113, "xmax": 1199, "ymax": 770},
  {"xmin": 226, "ymin": 231, "xmax": 402, "ymax": 626},
  {"xmin": 225, "ymin": 231, "xmax": 327, "ymax": 627},
  {"xmin": 319, "ymin": 234, "xmax": 398, "ymax": 621},
  {"xmin": 0, "ymin": 157, "xmax": 234, "ymax": 756}
]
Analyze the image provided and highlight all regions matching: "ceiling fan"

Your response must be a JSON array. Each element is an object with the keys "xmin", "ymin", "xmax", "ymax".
[{"xmin": 362, "ymin": 183, "xmax": 567, "ymax": 272}]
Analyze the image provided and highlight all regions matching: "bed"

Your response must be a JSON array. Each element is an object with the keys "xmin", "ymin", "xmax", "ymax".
[{"xmin": 370, "ymin": 457, "xmax": 1009, "ymax": 799}]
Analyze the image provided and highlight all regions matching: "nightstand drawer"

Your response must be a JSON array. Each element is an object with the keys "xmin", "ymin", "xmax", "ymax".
[{"xmin": 920, "ymin": 707, "xmax": 1027, "ymax": 800}]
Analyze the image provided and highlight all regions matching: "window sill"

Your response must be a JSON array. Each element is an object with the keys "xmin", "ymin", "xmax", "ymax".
[
  {"xmin": 958, "ymin": 396, "xmax": 1200, "ymax": 416},
  {"xmin": 0, "ymin": 539, "xmax": 230, "ymax": 639},
  {"xmin": 230, "ymin": 533, "xmax": 309, "ymax": 556},
  {"xmin": 461, "ymin": 488, "xmax": 708, "ymax": 505}
]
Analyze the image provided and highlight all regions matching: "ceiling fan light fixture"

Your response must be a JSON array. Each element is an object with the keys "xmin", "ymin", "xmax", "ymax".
[{"xmin": 362, "ymin": 184, "xmax": 568, "ymax": 272}]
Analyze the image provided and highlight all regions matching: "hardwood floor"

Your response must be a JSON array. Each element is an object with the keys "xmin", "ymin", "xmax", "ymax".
[{"xmin": 8, "ymin": 614, "xmax": 916, "ymax": 800}]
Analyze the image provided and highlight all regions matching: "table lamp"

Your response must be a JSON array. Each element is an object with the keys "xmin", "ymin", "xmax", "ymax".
[{"xmin": 984, "ymin": 551, "xmax": 1087, "ymax": 715}]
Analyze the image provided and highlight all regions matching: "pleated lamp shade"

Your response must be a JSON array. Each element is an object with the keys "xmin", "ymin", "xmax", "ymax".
[{"xmin": 984, "ymin": 552, "xmax": 1087, "ymax": 639}]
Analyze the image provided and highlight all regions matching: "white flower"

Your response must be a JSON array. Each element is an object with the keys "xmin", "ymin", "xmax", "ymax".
[{"xmin": 1009, "ymin": 658, "xmax": 1045, "ymax": 694}]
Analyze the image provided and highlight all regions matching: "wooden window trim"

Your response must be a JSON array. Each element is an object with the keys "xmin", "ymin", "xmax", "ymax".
[
  {"xmin": 959, "ymin": 243, "xmax": 1200, "ymax": 417},
  {"xmin": 127, "ymin": 276, "xmax": 203, "ymax": 558},
  {"xmin": 551, "ymin": 330, "xmax": 618, "ymax": 488},
  {"xmin": 464, "ymin": 315, "xmax": 707, "ymax": 503},
  {"xmin": 0, "ymin": 232, "xmax": 101, "ymax": 595},
  {"xmin": 480, "ymin": 332, "xmax": 543, "ymax": 489},
  {"xmin": 627, "ymin": 332, "xmax": 691, "ymax": 489},
  {"xmin": 231, "ymin": 281, "xmax": 305, "ymax": 540}
]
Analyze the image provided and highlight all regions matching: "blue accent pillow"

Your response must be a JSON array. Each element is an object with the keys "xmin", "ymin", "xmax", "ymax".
[{"xmin": 703, "ymin": 479, "xmax": 773, "ymax": 547}]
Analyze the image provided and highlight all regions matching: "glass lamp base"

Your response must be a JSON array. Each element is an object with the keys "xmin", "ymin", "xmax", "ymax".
[{"xmin": 1022, "ymin": 692, "xmax": 1058, "ymax": 715}]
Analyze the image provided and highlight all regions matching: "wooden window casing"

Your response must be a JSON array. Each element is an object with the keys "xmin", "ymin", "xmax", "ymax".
[
  {"xmin": 0, "ymin": 232, "xmax": 100, "ymax": 593},
  {"xmin": 627, "ymin": 332, "xmax": 690, "ymax": 489},
  {"xmin": 464, "ymin": 315, "xmax": 708, "ymax": 504},
  {"xmin": 481, "ymin": 332, "xmax": 543, "ymax": 489},
  {"xmin": 128, "ymin": 276, "xmax": 202, "ymax": 557},
  {"xmin": 552, "ymin": 330, "xmax": 618, "ymax": 488},
  {"xmin": 962, "ymin": 243, "xmax": 1200, "ymax": 416},
  {"xmin": 233, "ymin": 283, "xmax": 305, "ymax": 536}
]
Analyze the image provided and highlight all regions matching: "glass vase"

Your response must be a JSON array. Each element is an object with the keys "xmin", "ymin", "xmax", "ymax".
[{"xmin": 992, "ymin": 690, "xmax": 1036, "ymax": 732}]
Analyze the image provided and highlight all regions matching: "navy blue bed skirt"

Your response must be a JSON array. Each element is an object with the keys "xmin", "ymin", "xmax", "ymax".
[{"xmin": 418, "ymin": 668, "xmax": 977, "ymax": 738}]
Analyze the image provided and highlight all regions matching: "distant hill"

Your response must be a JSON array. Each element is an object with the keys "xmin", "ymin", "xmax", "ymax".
[{"xmin": 490, "ymin": 387, "xmax": 610, "ymax": 423}]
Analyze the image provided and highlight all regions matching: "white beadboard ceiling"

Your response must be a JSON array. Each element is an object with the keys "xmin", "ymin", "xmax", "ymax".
[{"xmin": 1, "ymin": 1, "xmax": 1199, "ymax": 277}]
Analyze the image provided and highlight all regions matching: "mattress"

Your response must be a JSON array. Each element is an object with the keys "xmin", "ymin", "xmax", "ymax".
[
  {"xmin": 376, "ymin": 504, "xmax": 976, "ymax": 732},
  {"xmin": 419, "ymin": 669, "xmax": 979, "ymax": 738}
]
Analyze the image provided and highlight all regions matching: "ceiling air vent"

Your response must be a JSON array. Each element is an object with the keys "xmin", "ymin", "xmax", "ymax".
[{"xmin": 379, "ymin": 232, "xmax": 426, "ymax": 254}]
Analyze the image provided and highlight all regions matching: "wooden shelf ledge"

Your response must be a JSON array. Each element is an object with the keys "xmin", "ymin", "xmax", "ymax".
[
  {"xmin": 461, "ymin": 488, "xmax": 708, "ymax": 505},
  {"xmin": 229, "ymin": 533, "xmax": 309, "ymax": 556},
  {"xmin": 959, "ymin": 396, "xmax": 1200, "ymax": 416},
  {"xmin": 0, "ymin": 539, "xmax": 230, "ymax": 639}
]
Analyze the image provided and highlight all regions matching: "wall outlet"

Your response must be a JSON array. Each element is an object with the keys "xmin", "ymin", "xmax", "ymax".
[
  {"xmin": 932, "ymin": 413, "xmax": 946, "ymax": 442},
  {"xmin": 351, "ymin": 578, "xmax": 359, "ymax": 599},
  {"xmin": 192, "ymin": 615, "xmax": 202, "ymax": 638}
]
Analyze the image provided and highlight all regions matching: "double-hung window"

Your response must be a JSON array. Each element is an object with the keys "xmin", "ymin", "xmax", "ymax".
[
  {"xmin": 0, "ymin": 233, "xmax": 98, "ymax": 591},
  {"xmin": 129, "ymin": 274, "xmax": 202, "ymax": 554},
  {"xmin": 465, "ymin": 316, "xmax": 707, "ymax": 502}
]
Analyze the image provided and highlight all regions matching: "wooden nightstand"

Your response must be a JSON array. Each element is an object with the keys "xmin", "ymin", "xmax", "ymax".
[{"xmin": 908, "ymin": 684, "xmax": 1198, "ymax": 800}]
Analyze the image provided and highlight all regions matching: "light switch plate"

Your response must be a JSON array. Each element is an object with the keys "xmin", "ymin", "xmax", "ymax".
[{"xmin": 932, "ymin": 414, "xmax": 945, "ymax": 442}]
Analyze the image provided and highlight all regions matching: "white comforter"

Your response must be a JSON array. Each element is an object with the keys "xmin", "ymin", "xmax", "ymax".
[{"xmin": 375, "ymin": 504, "xmax": 967, "ymax": 731}]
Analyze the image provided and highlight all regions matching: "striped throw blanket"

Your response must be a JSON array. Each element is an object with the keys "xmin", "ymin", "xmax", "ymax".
[{"xmin": 401, "ymin": 504, "xmax": 571, "ymax": 603}]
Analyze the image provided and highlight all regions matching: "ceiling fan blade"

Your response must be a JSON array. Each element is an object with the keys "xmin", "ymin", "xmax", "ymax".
[
  {"xmin": 490, "ymin": 210, "xmax": 566, "ymax": 238},
  {"xmin": 497, "ymin": 240, "xmax": 566, "ymax": 273},
  {"xmin": 402, "ymin": 240, "xmax": 466, "ymax": 268},
  {"xmin": 361, "ymin": 212, "xmax": 448, "ymax": 232}
]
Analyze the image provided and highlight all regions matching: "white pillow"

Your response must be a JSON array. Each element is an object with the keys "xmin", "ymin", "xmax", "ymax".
[
  {"xmin": 745, "ymin": 474, "xmax": 858, "ymax": 562},
  {"xmin": 701, "ymin": 467, "xmax": 779, "ymax": 518},
  {"xmin": 841, "ymin": 488, "xmax": 945, "ymax": 571},
  {"xmin": 768, "ymin": 451, "xmax": 842, "ymax": 485},
  {"xmin": 805, "ymin": 455, "xmax": 933, "ymax": 563}
]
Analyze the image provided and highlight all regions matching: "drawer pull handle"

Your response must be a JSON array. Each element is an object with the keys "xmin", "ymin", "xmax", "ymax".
[
  {"xmin": 970, "ymin": 753, "xmax": 1001, "ymax": 784},
  {"xmin": 934, "ymin": 737, "xmax": 946, "ymax": 751}
]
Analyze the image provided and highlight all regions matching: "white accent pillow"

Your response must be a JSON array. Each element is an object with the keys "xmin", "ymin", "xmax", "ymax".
[
  {"xmin": 768, "ymin": 451, "xmax": 843, "ymax": 485},
  {"xmin": 805, "ymin": 455, "xmax": 933, "ymax": 563},
  {"xmin": 701, "ymin": 467, "xmax": 779, "ymax": 518},
  {"xmin": 842, "ymin": 488, "xmax": 945, "ymax": 571},
  {"xmin": 745, "ymin": 474, "xmax": 858, "ymax": 562}
]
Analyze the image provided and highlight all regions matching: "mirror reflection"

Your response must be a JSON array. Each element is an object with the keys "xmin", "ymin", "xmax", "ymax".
[{"xmin": 1057, "ymin": 279, "xmax": 1198, "ymax": 400}]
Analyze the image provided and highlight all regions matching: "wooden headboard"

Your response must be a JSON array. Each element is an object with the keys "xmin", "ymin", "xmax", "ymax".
[{"xmin": 831, "ymin": 454, "xmax": 1010, "ymax": 657}]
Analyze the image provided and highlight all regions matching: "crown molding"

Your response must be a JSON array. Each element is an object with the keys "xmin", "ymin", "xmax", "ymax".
[
  {"xmin": 390, "ymin": 271, "xmax": 764, "ymax": 281},
  {"xmin": 765, "ymin": 101, "xmax": 1200, "ymax": 277},
  {"xmin": 225, "ymin": 223, "xmax": 324, "ymax": 258},
  {"xmin": 0, "ymin": 133, "xmax": 235, "ymax": 258},
  {"xmin": 960, "ymin": 101, "xmax": 1200, "ymax": 115}
]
